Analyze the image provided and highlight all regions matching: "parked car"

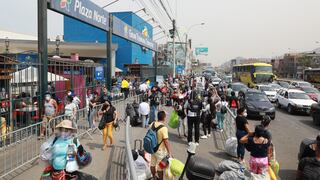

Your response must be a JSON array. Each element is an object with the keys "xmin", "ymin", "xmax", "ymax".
[
  {"xmin": 311, "ymin": 102, "xmax": 320, "ymax": 125},
  {"xmin": 231, "ymin": 82, "xmax": 248, "ymax": 97},
  {"xmin": 290, "ymin": 81, "xmax": 313, "ymax": 88},
  {"xmin": 276, "ymin": 89, "xmax": 317, "ymax": 114},
  {"xmin": 244, "ymin": 89, "xmax": 276, "ymax": 120},
  {"xmin": 277, "ymin": 81, "xmax": 291, "ymax": 89},
  {"xmin": 269, "ymin": 83, "xmax": 282, "ymax": 92},
  {"xmin": 299, "ymin": 86, "xmax": 320, "ymax": 102},
  {"xmin": 256, "ymin": 84, "xmax": 277, "ymax": 103}
]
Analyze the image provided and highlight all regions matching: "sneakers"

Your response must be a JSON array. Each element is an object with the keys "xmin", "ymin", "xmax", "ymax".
[
  {"xmin": 188, "ymin": 142, "xmax": 192, "ymax": 146},
  {"xmin": 200, "ymin": 135, "xmax": 207, "ymax": 139},
  {"xmin": 220, "ymin": 129, "xmax": 224, "ymax": 132},
  {"xmin": 207, "ymin": 134, "xmax": 211, "ymax": 137},
  {"xmin": 195, "ymin": 142, "xmax": 199, "ymax": 146}
]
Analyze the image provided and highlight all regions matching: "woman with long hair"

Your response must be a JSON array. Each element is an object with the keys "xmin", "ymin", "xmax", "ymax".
[{"xmin": 99, "ymin": 100, "xmax": 118, "ymax": 150}]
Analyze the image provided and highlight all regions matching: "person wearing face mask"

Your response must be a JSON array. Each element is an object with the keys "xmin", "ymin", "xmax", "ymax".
[
  {"xmin": 42, "ymin": 119, "xmax": 97, "ymax": 180},
  {"xmin": 40, "ymin": 92, "xmax": 58, "ymax": 138},
  {"xmin": 235, "ymin": 107, "xmax": 252, "ymax": 163},
  {"xmin": 99, "ymin": 100, "xmax": 118, "ymax": 150}
]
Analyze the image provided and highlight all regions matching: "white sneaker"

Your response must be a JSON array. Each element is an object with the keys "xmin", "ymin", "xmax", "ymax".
[
  {"xmin": 195, "ymin": 142, "xmax": 199, "ymax": 146},
  {"xmin": 207, "ymin": 134, "xmax": 211, "ymax": 137},
  {"xmin": 220, "ymin": 129, "xmax": 224, "ymax": 132},
  {"xmin": 188, "ymin": 142, "xmax": 192, "ymax": 146},
  {"xmin": 200, "ymin": 135, "xmax": 207, "ymax": 139}
]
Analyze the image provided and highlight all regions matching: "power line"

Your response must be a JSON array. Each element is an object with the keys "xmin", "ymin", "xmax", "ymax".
[
  {"xmin": 165, "ymin": 0, "xmax": 174, "ymax": 19},
  {"xmin": 158, "ymin": 0, "xmax": 173, "ymax": 21}
]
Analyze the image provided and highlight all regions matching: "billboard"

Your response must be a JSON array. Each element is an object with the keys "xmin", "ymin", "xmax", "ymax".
[
  {"xmin": 195, "ymin": 47, "xmax": 208, "ymax": 55},
  {"xmin": 167, "ymin": 42, "xmax": 187, "ymax": 65}
]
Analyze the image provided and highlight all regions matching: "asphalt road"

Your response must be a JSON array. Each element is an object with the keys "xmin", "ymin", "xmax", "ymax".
[
  {"xmin": 248, "ymin": 107, "xmax": 319, "ymax": 180},
  {"xmin": 131, "ymin": 106, "xmax": 319, "ymax": 180}
]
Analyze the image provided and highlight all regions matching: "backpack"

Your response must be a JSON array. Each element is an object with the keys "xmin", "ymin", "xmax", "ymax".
[
  {"xmin": 230, "ymin": 99, "xmax": 237, "ymax": 108},
  {"xmin": 301, "ymin": 158, "xmax": 320, "ymax": 179},
  {"xmin": 188, "ymin": 100, "xmax": 201, "ymax": 113},
  {"xmin": 143, "ymin": 123, "xmax": 164, "ymax": 154},
  {"xmin": 221, "ymin": 103, "xmax": 227, "ymax": 114}
]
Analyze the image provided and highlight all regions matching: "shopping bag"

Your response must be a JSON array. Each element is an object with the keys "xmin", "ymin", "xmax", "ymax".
[
  {"xmin": 168, "ymin": 111, "xmax": 179, "ymax": 129},
  {"xmin": 268, "ymin": 166, "xmax": 277, "ymax": 180},
  {"xmin": 170, "ymin": 158, "xmax": 185, "ymax": 177}
]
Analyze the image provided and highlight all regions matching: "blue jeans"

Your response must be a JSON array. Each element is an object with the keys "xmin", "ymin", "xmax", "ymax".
[
  {"xmin": 236, "ymin": 129, "xmax": 247, "ymax": 159},
  {"xmin": 149, "ymin": 105, "xmax": 158, "ymax": 124},
  {"xmin": 88, "ymin": 108, "xmax": 97, "ymax": 128},
  {"xmin": 141, "ymin": 115, "xmax": 149, "ymax": 128},
  {"xmin": 217, "ymin": 112, "xmax": 225, "ymax": 129}
]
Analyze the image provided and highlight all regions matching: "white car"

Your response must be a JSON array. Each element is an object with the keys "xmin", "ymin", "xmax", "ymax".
[
  {"xmin": 276, "ymin": 89, "xmax": 317, "ymax": 114},
  {"xmin": 212, "ymin": 78, "xmax": 221, "ymax": 86},
  {"xmin": 257, "ymin": 84, "xmax": 277, "ymax": 103},
  {"xmin": 290, "ymin": 81, "xmax": 313, "ymax": 88}
]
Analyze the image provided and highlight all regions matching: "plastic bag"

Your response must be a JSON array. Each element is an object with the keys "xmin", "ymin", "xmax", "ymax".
[
  {"xmin": 225, "ymin": 137, "xmax": 238, "ymax": 157},
  {"xmin": 170, "ymin": 158, "xmax": 185, "ymax": 177},
  {"xmin": 168, "ymin": 111, "xmax": 179, "ymax": 129},
  {"xmin": 40, "ymin": 136, "xmax": 55, "ymax": 161}
]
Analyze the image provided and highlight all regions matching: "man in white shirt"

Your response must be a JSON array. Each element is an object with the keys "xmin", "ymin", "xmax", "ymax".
[
  {"xmin": 139, "ymin": 98, "xmax": 150, "ymax": 128},
  {"xmin": 139, "ymin": 81, "xmax": 148, "ymax": 94}
]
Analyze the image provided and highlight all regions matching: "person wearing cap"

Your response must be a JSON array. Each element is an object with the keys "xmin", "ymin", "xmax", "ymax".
[
  {"xmin": 40, "ymin": 93, "xmax": 58, "ymax": 138},
  {"xmin": 99, "ymin": 100, "xmax": 118, "ymax": 150},
  {"xmin": 44, "ymin": 120, "xmax": 97, "ymax": 179}
]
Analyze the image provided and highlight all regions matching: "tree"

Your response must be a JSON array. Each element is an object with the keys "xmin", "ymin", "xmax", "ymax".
[{"xmin": 298, "ymin": 55, "xmax": 313, "ymax": 67}]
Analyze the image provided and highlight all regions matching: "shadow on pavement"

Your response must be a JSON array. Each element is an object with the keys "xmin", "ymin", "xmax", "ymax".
[
  {"xmin": 86, "ymin": 142, "xmax": 104, "ymax": 150},
  {"xmin": 168, "ymin": 131, "xmax": 188, "ymax": 145},
  {"xmin": 209, "ymin": 151, "xmax": 231, "ymax": 160},
  {"xmin": 299, "ymin": 120, "xmax": 320, "ymax": 131},
  {"xmin": 105, "ymin": 145, "xmax": 126, "ymax": 180},
  {"xmin": 278, "ymin": 169, "xmax": 297, "ymax": 180}
]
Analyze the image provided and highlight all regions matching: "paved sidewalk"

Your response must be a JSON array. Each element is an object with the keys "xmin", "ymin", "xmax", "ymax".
[
  {"xmin": 7, "ymin": 127, "xmax": 127, "ymax": 180},
  {"xmin": 130, "ymin": 106, "xmax": 233, "ymax": 179}
]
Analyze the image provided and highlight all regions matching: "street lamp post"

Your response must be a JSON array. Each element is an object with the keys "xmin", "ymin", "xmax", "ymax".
[
  {"xmin": 184, "ymin": 23, "xmax": 205, "ymax": 74},
  {"xmin": 55, "ymin": 35, "xmax": 61, "ymax": 56},
  {"xmin": 5, "ymin": 37, "xmax": 10, "ymax": 54}
]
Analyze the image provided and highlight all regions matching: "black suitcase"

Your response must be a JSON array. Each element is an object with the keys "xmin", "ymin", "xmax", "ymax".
[
  {"xmin": 186, "ymin": 156, "xmax": 215, "ymax": 180},
  {"xmin": 298, "ymin": 138, "xmax": 316, "ymax": 161}
]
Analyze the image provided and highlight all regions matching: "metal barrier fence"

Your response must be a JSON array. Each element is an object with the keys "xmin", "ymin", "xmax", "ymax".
[
  {"xmin": 221, "ymin": 107, "xmax": 237, "ymax": 144},
  {"xmin": 125, "ymin": 116, "xmax": 138, "ymax": 180},
  {"xmin": 0, "ymin": 94, "xmax": 141, "ymax": 178}
]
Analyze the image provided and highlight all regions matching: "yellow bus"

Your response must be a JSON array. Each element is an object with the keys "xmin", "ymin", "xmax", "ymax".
[{"xmin": 232, "ymin": 63, "xmax": 276, "ymax": 88}]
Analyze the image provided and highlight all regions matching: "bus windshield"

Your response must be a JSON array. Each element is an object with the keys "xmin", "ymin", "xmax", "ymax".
[
  {"xmin": 254, "ymin": 66, "xmax": 272, "ymax": 72},
  {"xmin": 255, "ymin": 74, "xmax": 273, "ymax": 83}
]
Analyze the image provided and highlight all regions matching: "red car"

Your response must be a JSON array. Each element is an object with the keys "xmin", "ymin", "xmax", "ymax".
[{"xmin": 299, "ymin": 86, "xmax": 320, "ymax": 102}]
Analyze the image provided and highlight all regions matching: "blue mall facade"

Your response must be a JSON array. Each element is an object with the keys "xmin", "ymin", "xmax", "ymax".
[{"xmin": 64, "ymin": 11, "xmax": 154, "ymax": 72}]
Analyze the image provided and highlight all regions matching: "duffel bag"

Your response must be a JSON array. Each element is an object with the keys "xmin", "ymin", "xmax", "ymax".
[{"xmin": 186, "ymin": 156, "xmax": 215, "ymax": 180}]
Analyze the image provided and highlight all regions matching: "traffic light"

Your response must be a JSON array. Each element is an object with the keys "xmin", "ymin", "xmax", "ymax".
[{"xmin": 169, "ymin": 29, "xmax": 174, "ymax": 39}]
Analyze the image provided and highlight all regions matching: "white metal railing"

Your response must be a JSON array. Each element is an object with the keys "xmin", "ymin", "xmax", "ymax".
[
  {"xmin": 222, "ymin": 107, "xmax": 237, "ymax": 143},
  {"xmin": 0, "ymin": 94, "xmax": 142, "ymax": 179}
]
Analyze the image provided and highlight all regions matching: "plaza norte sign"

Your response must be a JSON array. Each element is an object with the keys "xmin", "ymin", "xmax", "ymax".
[
  {"xmin": 50, "ymin": 0, "xmax": 109, "ymax": 31},
  {"xmin": 49, "ymin": 0, "xmax": 157, "ymax": 51}
]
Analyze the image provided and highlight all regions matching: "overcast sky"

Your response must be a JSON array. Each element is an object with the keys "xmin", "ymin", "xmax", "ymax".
[{"xmin": 1, "ymin": 0, "xmax": 320, "ymax": 65}]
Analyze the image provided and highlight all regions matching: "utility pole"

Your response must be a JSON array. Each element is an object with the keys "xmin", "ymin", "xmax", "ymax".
[
  {"xmin": 172, "ymin": 19, "xmax": 176, "ymax": 78},
  {"xmin": 184, "ymin": 34, "xmax": 188, "ymax": 75},
  {"xmin": 106, "ymin": 14, "xmax": 113, "ymax": 90}
]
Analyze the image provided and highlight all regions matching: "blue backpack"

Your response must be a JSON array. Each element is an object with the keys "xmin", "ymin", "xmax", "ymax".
[{"xmin": 143, "ymin": 123, "xmax": 164, "ymax": 154}]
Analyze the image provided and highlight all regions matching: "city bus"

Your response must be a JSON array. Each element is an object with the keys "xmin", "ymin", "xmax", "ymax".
[
  {"xmin": 232, "ymin": 63, "xmax": 276, "ymax": 88},
  {"xmin": 304, "ymin": 68, "xmax": 320, "ymax": 88}
]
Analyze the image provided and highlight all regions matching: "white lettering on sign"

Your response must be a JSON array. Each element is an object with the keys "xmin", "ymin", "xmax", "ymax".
[
  {"xmin": 74, "ymin": 0, "xmax": 107, "ymax": 26},
  {"xmin": 93, "ymin": 10, "xmax": 107, "ymax": 25},
  {"xmin": 74, "ymin": 0, "xmax": 93, "ymax": 19}
]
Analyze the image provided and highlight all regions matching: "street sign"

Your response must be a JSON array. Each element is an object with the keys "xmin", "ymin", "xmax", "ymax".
[
  {"xmin": 95, "ymin": 66, "xmax": 104, "ymax": 80},
  {"xmin": 176, "ymin": 65, "xmax": 184, "ymax": 74},
  {"xmin": 195, "ymin": 47, "xmax": 208, "ymax": 55},
  {"xmin": 50, "ymin": 0, "xmax": 109, "ymax": 31}
]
